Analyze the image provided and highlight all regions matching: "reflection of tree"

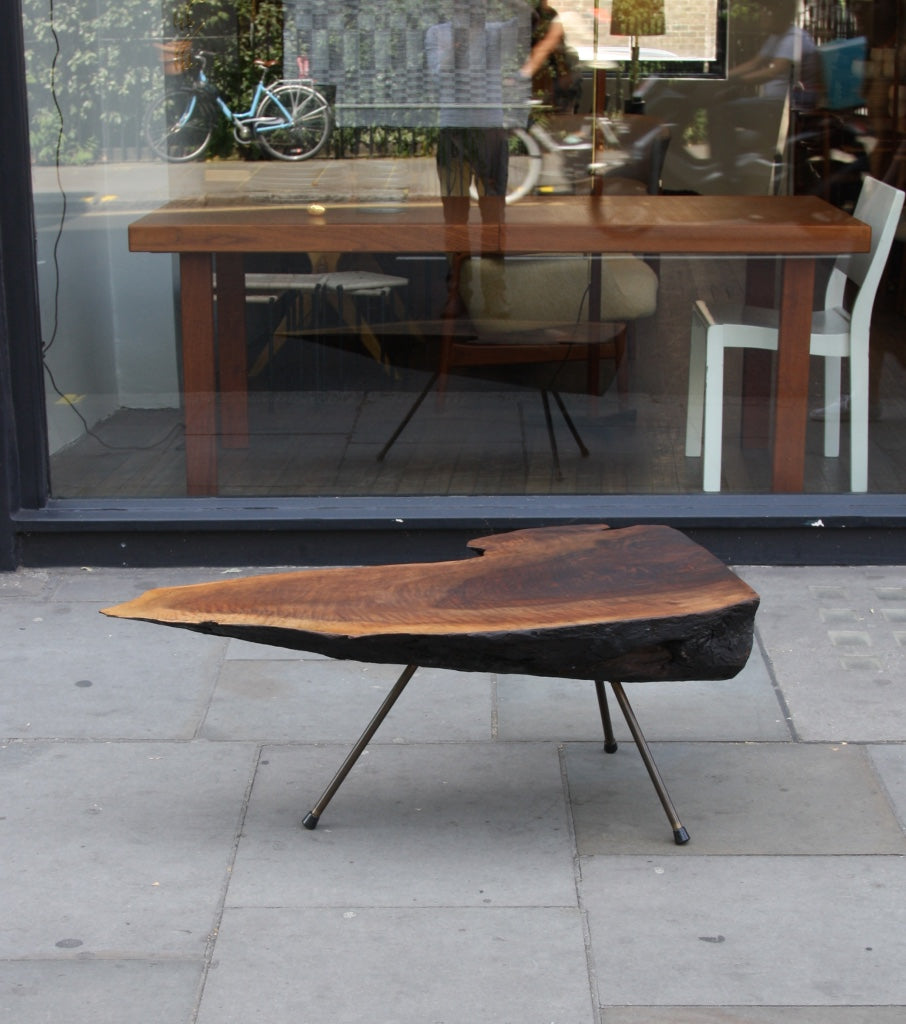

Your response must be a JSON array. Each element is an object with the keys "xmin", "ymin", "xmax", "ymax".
[
  {"xmin": 21, "ymin": 0, "xmax": 283, "ymax": 164},
  {"xmin": 169, "ymin": 1, "xmax": 284, "ymax": 154}
]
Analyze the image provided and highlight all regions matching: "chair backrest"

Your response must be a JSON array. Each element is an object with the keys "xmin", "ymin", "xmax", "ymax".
[
  {"xmin": 460, "ymin": 256, "xmax": 591, "ymax": 332},
  {"xmin": 459, "ymin": 254, "xmax": 658, "ymax": 334},
  {"xmin": 826, "ymin": 176, "xmax": 904, "ymax": 333}
]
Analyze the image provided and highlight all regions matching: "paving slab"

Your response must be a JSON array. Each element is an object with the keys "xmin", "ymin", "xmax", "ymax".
[
  {"xmin": 45, "ymin": 566, "xmax": 299, "ymax": 607},
  {"xmin": 0, "ymin": 568, "xmax": 53, "ymax": 600},
  {"xmin": 738, "ymin": 566, "xmax": 906, "ymax": 741},
  {"xmin": 0, "ymin": 960, "xmax": 202, "ymax": 1024},
  {"xmin": 565, "ymin": 741, "xmax": 906, "ymax": 855},
  {"xmin": 496, "ymin": 644, "xmax": 789, "ymax": 743},
  {"xmin": 600, "ymin": 1008, "xmax": 906, "ymax": 1023},
  {"xmin": 581, "ymin": 855, "xmax": 906, "ymax": 1006},
  {"xmin": 48, "ymin": 565, "xmax": 265, "ymax": 602},
  {"xmin": 868, "ymin": 742, "xmax": 906, "ymax": 829},
  {"xmin": 0, "ymin": 739, "xmax": 255, "ymax": 958},
  {"xmin": 227, "ymin": 742, "xmax": 577, "ymax": 908},
  {"xmin": 0, "ymin": 600, "xmax": 224, "ymax": 739},
  {"xmin": 197, "ymin": 906, "xmax": 594, "ymax": 1024},
  {"xmin": 202, "ymin": 661, "xmax": 493, "ymax": 742}
]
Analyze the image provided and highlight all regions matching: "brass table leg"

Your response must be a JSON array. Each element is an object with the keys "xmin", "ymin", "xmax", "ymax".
[
  {"xmin": 302, "ymin": 664, "xmax": 419, "ymax": 829},
  {"xmin": 609, "ymin": 680, "xmax": 690, "ymax": 845}
]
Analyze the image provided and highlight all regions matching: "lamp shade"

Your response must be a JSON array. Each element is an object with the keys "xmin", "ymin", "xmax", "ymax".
[{"xmin": 610, "ymin": 0, "xmax": 666, "ymax": 38}]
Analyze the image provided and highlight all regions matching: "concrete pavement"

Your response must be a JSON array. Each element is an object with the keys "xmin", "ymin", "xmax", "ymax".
[{"xmin": 2, "ymin": 559, "xmax": 906, "ymax": 1022}]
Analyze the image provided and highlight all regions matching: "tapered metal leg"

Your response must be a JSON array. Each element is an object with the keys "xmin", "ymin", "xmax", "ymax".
[
  {"xmin": 540, "ymin": 389, "xmax": 563, "ymax": 480},
  {"xmin": 377, "ymin": 374, "xmax": 439, "ymax": 461},
  {"xmin": 594, "ymin": 679, "xmax": 619, "ymax": 753},
  {"xmin": 302, "ymin": 664, "xmax": 419, "ymax": 829},
  {"xmin": 609, "ymin": 681, "xmax": 690, "ymax": 845},
  {"xmin": 551, "ymin": 390, "xmax": 590, "ymax": 457}
]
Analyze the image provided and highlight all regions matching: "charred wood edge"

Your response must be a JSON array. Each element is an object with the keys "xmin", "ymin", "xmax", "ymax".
[{"xmin": 131, "ymin": 597, "xmax": 758, "ymax": 683}]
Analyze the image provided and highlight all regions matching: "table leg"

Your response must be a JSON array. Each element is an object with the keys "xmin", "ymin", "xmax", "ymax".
[
  {"xmin": 216, "ymin": 253, "xmax": 249, "ymax": 448},
  {"xmin": 594, "ymin": 680, "xmax": 619, "ymax": 753},
  {"xmin": 772, "ymin": 258, "xmax": 815, "ymax": 492},
  {"xmin": 741, "ymin": 259, "xmax": 777, "ymax": 449},
  {"xmin": 610, "ymin": 681, "xmax": 690, "ymax": 845},
  {"xmin": 302, "ymin": 664, "xmax": 419, "ymax": 830},
  {"xmin": 179, "ymin": 253, "xmax": 218, "ymax": 496}
]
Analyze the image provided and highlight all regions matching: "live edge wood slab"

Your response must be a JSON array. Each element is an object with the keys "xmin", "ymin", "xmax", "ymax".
[
  {"xmin": 103, "ymin": 524, "xmax": 758, "ymax": 683},
  {"xmin": 102, "ymin": 524, "xmax": 759, "ymax": 843}
]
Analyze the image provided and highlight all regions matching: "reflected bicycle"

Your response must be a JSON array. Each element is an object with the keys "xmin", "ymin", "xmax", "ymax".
[
  {"xmin": 468, "ymin": 113, "xmax": 595, "ymax": 204},
  {"xmin": 144, "ymin": 50, "xmax": 332, "ymax": 162}
]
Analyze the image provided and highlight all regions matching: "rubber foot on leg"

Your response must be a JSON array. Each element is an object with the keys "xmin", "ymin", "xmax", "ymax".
[
  {"xmin": 673, "ymin": 826, "xmax": 690, "ymax": 845},
  {"xmin": 604, "ymin": 740, "xmax": 618, "ymax": 754},
  {"xmin": 302, "ymin": 812, "xmax": 320, "ymax": 830}
]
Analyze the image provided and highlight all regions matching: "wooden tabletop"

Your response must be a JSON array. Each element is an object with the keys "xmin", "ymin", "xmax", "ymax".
[
  {"xmin": 129, "ymin": 194, "xmax": 870, "ymax": 257},
  {"xmin": 103, "ymin": 524, "xmax": 760, "ymax": 683}
]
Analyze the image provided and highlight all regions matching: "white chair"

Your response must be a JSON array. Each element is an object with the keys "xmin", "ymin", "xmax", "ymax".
[{"xmin": 685, "ymin": 176, "xmax": 904, "ymax": 492}]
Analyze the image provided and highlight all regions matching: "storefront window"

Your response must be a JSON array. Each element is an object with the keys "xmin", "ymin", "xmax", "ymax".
[{"xmin": 21, "ymin": 0, "xmax": 906, "ymax": 499}]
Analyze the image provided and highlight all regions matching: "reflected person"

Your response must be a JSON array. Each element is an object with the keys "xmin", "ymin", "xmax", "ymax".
[
  {"xmin": 520, "ymin": 0, "xmax": 581, "ymax": 114},
  {"xmin": 426, "ymin": 3, "xmax": 526, "ymax": 229},
  {"xmin": 709, "ymin": 0, "xmax": 820, "ymax": 187}
]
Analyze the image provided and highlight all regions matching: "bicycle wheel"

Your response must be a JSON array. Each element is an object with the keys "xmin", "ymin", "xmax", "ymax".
[
  {"xmin": 468, "ymin": 127, "xmax": 542, "ymax": 205},
  {"xmin": 255, "ymin": 83, "xmax": 332, "ymax": 161},
  {"xmin": 144, "ymin": 87, "xmax": 213, "ymax": 162}
]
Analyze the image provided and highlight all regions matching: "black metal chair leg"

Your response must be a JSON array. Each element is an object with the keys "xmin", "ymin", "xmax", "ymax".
[
  {"xmin": 609, "ymin": 680, "xmax": 690, "ymax": 845},
  {"xmin": 540, "ymin": 389, "xmax": 564, "ymax": 480},
  {"xmin": 377, "ymin": 373, "xmax": 439, "ymax": 461},
  {"xmin": 302, "ymin": 664, "xmax": 419, "ymax": 829},
  {"xmin": 551, "ymin": 389, "xmax": 590, "ymax": 457},
  {"xmin": 594, "ymin": 679, "xmax": 619, "ymax": 753}
]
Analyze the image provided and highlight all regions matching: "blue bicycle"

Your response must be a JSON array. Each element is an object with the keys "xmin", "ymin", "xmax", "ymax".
[{"xmin": 144, "ymin": 50, "xmax": 332, "ymax": 162}]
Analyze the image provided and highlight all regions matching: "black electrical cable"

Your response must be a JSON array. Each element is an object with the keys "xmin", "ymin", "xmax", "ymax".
[{"xmin": 41, "ymin": 0, "xmax": 185, "ymax": 453}]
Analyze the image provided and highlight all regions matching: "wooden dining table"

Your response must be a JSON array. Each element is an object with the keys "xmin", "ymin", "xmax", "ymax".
[{"xmin": 128, "ymin": 194, "xmax": 870, "ymax": 496}]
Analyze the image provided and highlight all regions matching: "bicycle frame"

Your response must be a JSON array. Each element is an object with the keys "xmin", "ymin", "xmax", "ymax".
[
  {"xmin": 146, "ymin": 49, "xmax": 331, "ymax": 163},
  {"xmin": 193, "ymin": 59, "xmax": 297, "ymax": 137}
]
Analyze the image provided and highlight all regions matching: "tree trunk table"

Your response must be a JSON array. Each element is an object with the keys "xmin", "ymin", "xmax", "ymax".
[{"xmin": 103, "ymin": 524, "xmax": 759, "ymax": 844}]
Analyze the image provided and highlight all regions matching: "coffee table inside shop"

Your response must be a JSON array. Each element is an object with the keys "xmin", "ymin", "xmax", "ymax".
[{"xmin": 103, "ymin": 524, "xmax": 760, "ymax": 844}]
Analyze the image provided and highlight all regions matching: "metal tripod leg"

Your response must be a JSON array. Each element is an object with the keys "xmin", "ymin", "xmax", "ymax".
[
  {"xmin": 540, "ymin": 389, "xmax": 563, "ymax": 479},
  {"xmin": 609, "ymin": 680, "xmax": 690, "ymax": 845},
  {"xmin": 551, "ymin": 390, "xmax": 590, "ymax": 457},
  {"xmin": 593, "ymin": 679, "xmax": 619, "ymax": 753},
  {"xmin": 302, "ymin": 664, "xmax": 419, "ymax": 829},
  {"xmin": 377, "ymin": 373, "xmax": 439, "ymax": 461}
]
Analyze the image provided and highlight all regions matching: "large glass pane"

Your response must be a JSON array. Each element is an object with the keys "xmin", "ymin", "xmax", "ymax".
[{"xmin": 22, "ymin": 0, "xmax": 906, "ymax": 498}]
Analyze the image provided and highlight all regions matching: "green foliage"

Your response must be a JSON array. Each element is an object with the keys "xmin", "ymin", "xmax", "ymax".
[
  {"xmin": 682, "ymin": 107, "xmax": 709, "ymax": 147},
  {"xmin": 334, "ymin": 124, "xmax": 439, "ymax": 159},
  {"xmin": 21, "ymin": 0, "xmax": 284, "ymax": 164},
  {"xmin": 728, "ymin": 0, "xmax": 775, "ymax": 66}
]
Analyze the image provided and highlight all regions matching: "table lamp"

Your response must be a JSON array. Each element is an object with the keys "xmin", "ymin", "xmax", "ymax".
[{"xmin": 610, "ymin": 0, "xmax": 666, "ymax": 101}]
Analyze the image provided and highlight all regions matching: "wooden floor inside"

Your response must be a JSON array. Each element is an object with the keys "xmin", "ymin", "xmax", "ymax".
[{"xmin": 50, "ymin": 256, "xmax": 906, "ymax": 498}]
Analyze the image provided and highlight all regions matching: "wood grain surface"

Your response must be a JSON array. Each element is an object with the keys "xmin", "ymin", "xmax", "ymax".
[
  {"xmin": 103, "ymin": 524, "xmax": 759, "ymax": 682},
  {"xmin": 129, "ymin": 195, "xmax": 869, "ymax": 257}
]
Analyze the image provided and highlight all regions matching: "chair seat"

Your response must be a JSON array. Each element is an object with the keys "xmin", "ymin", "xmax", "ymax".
[{"xmin": 697, "ymin": 300, "xmax": 853, "ymax": 353}]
